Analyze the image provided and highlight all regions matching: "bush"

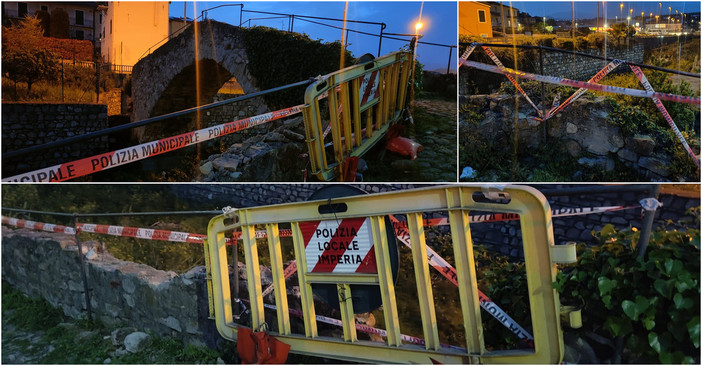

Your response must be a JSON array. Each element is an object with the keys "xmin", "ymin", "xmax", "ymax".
[{"xmin": 554, "ymin": 224, "xmax": 701, "ymax": 363}]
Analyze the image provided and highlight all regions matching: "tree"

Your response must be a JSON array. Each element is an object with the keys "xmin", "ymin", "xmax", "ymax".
[
  {"xmin": 608, "ymin": 22, "xmax": 635, "ymax": 46},
  {"xmin": 2, "ymin": 15, "xmax": 59, "ymax": 93}
]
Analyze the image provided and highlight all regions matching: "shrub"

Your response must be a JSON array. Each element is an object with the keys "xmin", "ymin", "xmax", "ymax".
[{"xmin": 554, "ymin": 224, "xmax": 701, "ymax": 363}]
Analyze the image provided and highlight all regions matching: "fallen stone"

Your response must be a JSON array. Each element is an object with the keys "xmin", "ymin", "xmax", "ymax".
[
  {"xmin": 200, "ymin": 161, "xmax": 213, "ymax": 176},
  {"xmin": 111, "ymin": 327, "xmax": 138, "ymax": 346},
  {"xmin": 566, "ymin": 123, "xmax": 578, "ymax": 134},
  {"xmin": 213, "ymin": 157, "xmax": 240, "ymax": 172},
  {"xmin": 124, "ymin": 332, "xmax": 151, "ymax": 353}
]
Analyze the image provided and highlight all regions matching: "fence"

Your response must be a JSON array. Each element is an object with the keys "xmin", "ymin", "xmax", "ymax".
[{"xmin": 2, "ymin": 58, "xmax": 132, "ymax": 104}]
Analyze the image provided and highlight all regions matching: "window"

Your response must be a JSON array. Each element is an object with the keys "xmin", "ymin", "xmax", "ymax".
[
  {"xmin": 76, "ymin": 30, "xmax": 84, "ymax": 40},
  {"xmin": 18, "ymin": 2, "xmax": 27, "ymax": 17},
  {"xmin": 478, "ymin": 9, "xmax": 486, "ymax": 23},
  {"xmin": 41, "ymin": 5, "xmax": 48, "ymax": 12},
  {"xmin": 75, "ymin": 10, "xmax": 84, "ymax": 25},
  {"xmin": 99, "ymin": 13, "xmax": 102, "ymax": 24},
  {"xmin": 110, "ymin": 19, "xmax": 112, "ymax": 34}
]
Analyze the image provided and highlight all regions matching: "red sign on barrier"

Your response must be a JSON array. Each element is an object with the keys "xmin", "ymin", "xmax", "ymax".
[{"xmin": 301, "ymin": 217, "xmax": 377, "ymax": 274}]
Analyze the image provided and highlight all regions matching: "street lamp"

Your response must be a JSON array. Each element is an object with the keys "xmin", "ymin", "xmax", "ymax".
[{"xmin": 620, "ymin": 3, "xmax": 624, "ymax": 20}]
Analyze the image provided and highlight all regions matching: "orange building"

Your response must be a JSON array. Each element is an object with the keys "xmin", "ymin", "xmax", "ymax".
[{"xmin": 459, "ymin": 2, "xmax": 493, "ymax": 38}]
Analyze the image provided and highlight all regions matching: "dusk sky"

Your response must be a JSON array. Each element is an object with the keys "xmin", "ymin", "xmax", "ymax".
[
  {"xmin": 169, "ymin": 2, "xmax": 457, "ymax": 73},
  {"xmin": 513, "ymin": 1, "xmax": 700, "ymax": 21}
]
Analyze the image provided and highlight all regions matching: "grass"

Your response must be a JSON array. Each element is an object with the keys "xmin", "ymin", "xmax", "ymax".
[{"xmin": 2, "ymin": 281, "xmax": 223, "ymax": 364}]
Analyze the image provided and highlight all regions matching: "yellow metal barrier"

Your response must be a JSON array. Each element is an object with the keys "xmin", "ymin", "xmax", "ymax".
[
  {"xmin": 302, "ymin": 51, "xmax": 413, "ymax": 181},
  {"xmin": 206, "ymin": 185, "xmax": 576, "ymax": 364}
]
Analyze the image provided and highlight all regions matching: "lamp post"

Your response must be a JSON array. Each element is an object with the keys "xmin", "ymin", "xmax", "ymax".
[{"xmin": 620, "ymin": 3, "xmax": 623, "ymax": 20}]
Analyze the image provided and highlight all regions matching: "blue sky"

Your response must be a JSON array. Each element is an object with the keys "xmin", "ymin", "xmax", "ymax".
[
  {"xmin": 513, "ymin": 1, "xmax": 700, "ymax": 21},
  {"xmin": 169, "ymin": 1, "xmax": 457, "ymax": 72}
]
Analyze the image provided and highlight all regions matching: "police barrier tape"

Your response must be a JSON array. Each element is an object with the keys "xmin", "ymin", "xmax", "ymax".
[
  {"xmin": 3, "ymin": 205, "xmax": 638, "ymax": 243},
  {"xmin": 460, "ymin": 59, "xmax": 702, "ymax": 105},
  {"xmin": 3, "ymin": 105, "xmax": 304, "ymax": 182},
  {"xmin": 3, "ymin": 204, "xmax": 639, "ymax": 342},
  {"xmin": 629, "ymin": 64, "xmax": 700, "ymax": 168},
  {"xmin": 480, "ymin": 46, "xmax": 543, "ymax": 118},
  {"xmin": 2, "ymin": 216, "xmax": 76, "ymax": 234},
  {"xmin": 543, "ymin": 59, "xmax": 625, "ymax": 120},
  {"xmin": 242, "ymin": 300, "xmax": 467, "ymax": 351},
  {"xmin": 389, "ymin": 215, "xmax": 535, "ymax": 341}
]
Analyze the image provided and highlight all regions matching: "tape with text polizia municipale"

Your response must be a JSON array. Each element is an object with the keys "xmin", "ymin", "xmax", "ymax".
[{"xmin": 3, "ymin": 105, "xmax": 302, "ymax": 182}]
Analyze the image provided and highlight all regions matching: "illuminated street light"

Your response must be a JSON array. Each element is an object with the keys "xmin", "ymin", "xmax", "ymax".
[
  {"xmin": 620, "ymin": 3, "xmax": 624, "ymax": 20},
  {"xmin": 415, "ymin": 22, "xmax": 423, "ymax": 31}
]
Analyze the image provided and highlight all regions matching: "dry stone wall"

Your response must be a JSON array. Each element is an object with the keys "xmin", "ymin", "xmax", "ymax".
[
  {"xmin": 1, "ymin": 227, "xmax": 213, "ymax": 348},
  {"xmin": 1, "ymin": 103, "xmax": 109, "ymax": 178}
]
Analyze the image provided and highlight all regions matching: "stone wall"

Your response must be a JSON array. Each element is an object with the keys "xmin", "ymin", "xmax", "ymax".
[
  {"xmin": 460, "ymin": 94, "xmax": 684, "ymax": 181},
  {"xmin": 1, "ymin": 103, "xmax": 109, "ymax": 177},
  {"xmin": 460, "ymin": 43, "xmax": 645, "ymax": 96},
  {"xmin": 169, "ymin": 183, "xmax": 426, "ymax": 208},
  {"xmin": 536, "ymin": 44, "xmax": 645, "ymax": 80},
  {"xmin": 0, "ymin": 227, "xmax": 212, "ymax": 347},
  {"xmin": 470, "ymin": 185, "xmax": 699, "ymax": 258}
]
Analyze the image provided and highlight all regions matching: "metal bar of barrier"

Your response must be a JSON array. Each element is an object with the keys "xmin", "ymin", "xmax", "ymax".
[
  {"xmin": 460, "ymin": 42, "xmax": 701, "ymax": 78},
  {"xmin": 205, "ymin": 185, "xmax": 575, "ymax": 364},
  {"xmin": 3, "ymin": 79, "xmax": 314, "ymax": 160}
]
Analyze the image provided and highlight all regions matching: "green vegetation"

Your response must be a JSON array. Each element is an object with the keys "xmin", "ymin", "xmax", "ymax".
[
  {"xmin": 2, "ymin": 282, "xmax": 222, "ymax": 364},
  {"xmin": 554, "ymin": 223, "xmax": 701, "ymax": 363},
  {"xmin": 2, "ymin": 15, "xmax": 118, "ymax": 103},
  {"xmin": 2, "ymin": 15, "xmax": 59, "ymax": 94},
  {"xmin": 1, "ymin": 185, "xmax": 212, "ymax": 273},
  {"xmin": 242, "ymin": 26, "xmax": 355, "ymax": 110}
]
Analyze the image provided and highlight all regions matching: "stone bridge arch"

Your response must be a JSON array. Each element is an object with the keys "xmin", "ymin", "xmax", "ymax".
[{"xmin": 131, "ymin": 20, "xmax": 263, "ymax": 136}]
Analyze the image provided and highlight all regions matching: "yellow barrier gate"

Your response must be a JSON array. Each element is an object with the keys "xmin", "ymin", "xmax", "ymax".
[
  {"xmin": 302, "ymin": 50, "xmax": 413, "ymax": 181},
  {"xmin": 206, "ymin": 185, "xmax": 577, "ymax": 364}
]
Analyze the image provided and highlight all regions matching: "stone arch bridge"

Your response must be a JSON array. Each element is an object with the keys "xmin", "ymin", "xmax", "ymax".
[{"xmin": 132, "ymin": 20, "xmax": 261, "ymax": 126}]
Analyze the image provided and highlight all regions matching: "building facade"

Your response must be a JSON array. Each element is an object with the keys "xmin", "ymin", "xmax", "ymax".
[
  {"xmin": 99, "ymin": 1, "xmax": 169, "ymax": 67},
  {"xmin": 486, "ymin": 1, "xmax": 519, "ymax": 30},
  {"xmin": 459, "ymin": 1, "xmax": 493, "ymax": 38},
  {"xmin": 2, "ymin": 1, "xmax": 100, "ymax": 41}
]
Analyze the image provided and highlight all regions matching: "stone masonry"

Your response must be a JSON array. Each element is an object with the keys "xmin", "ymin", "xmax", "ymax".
[{"xmin": 1, "ymin": 103, "xmax": 109, "ymax": 177}]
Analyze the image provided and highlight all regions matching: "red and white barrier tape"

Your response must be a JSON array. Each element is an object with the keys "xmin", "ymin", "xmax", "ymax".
[
  {"xmin": 3, "ymin": 105, "xmax": 303, "ymax": 182},
  {"xmin": 251, "ymin": 300, "xmax": 466, "ymax": 351},
  {"xmin": 543, "ymin": 59, "xmax": 625, "ymax": 120},
  {"xmin": 629, "ymin": 65, "xmax": 700, "ymax": 168},
  {"xmin": 481, "ymin": 46, "xmax": 543, "ymax": 118},
  {"xmin": 389, "ymin": 215, "xmax": 535, "ymax": 340},
  {"xmin": 76, "ymin": 223, "xmax": 212, "ymax": 244},
  {"xmin": 2, "ymin": 216, "xmax": 76, "ymax": 234},
  {"xmin": 460, "ymin": 59, "xmax": 701, "ymax": 105},
  {"xmin": 2, "ymin": 205, "xmax": 639, "ymax": 243}
]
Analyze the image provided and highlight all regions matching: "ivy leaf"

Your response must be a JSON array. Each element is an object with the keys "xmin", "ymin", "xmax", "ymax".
[
  {"xmin": 622, "ymin": 300, "xmax": 639, "ymax": 320},
  {"xmin": 687, "ymin": 316, "xmax": 700, "ymax": 348},
  {"xmin": 642, "ymin": 316, "xmax": 655, "ymax": 330},
  {"xmin": 602, "ymin": 294, "xmax": 612, "ymax": 309},
  {"xmin": 649, "ymin": 332, "xmax": 661, "ymax": 353},
  {"xmin": 673, "ymin": 293, "xmax": 694, "ymax": 310},
  {"xmin": 635, "ymin": 295, "xmax": 651, "ymax": 315},
  {"xmin": 600, "ymin": 224, "xmax": 616, "ymax": 238},
  {"xmin": 598, "ymin": 276, "xmax": 617, "ymax": 296},
  {"xmin": 605, "ymin": 316, "xmax": 632, "ymax": 337},
  {"xmin": 654, "ymin": 278, "xmax": 669, "ymax": 297},
  {"xmin": 648, "ymin": 332, "xmax": 672, "ymax": 354}
]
